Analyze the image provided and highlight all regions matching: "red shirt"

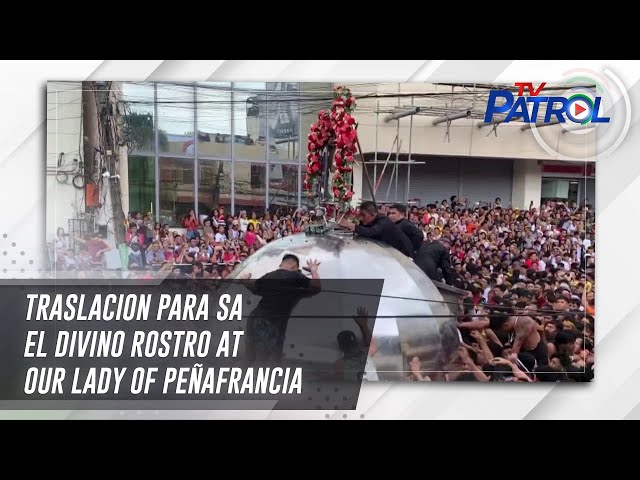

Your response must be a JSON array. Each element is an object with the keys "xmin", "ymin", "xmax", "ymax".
[
  {"xmin": 86, "ymin": 239, "xmax": 109, "ymax": 262},
  {"xmin": 125, "ymin": 232, "xmax": 145, "ymax": 245},
  {"xmin": 244, "ymin": 231, "xmax": 256, "ymax": 247},
  {"xmin": 183, "ymin": 217, "xmax": 199, "ymax": 231}
]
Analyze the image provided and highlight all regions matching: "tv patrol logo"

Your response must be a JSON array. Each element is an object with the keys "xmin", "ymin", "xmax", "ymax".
[
  {"xmin": 484, "ymin": 82, "xmax": 610, "ymax": 125},
  {"xmin": 484, "ymin": 68, "xmax": 630, "ymax": 162}
]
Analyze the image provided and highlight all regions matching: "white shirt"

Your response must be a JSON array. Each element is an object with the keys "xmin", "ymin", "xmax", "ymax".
[
  {"xmin": 215, "ymin": 233, "xmax": 227, "ymax": 243},
  {"xmin": 583, "ymin": 238, "xmax": 592, "ymax": 249},
  {"xmin": 364, "ymin": 357, "xmax": 379, "ymax": 382},
  {"xmin": 239, "ymin": 218, "xmax": 249, "ymax": 233},
  {"xmin": 64, "ymin": 255, "xmax": 76, "ymax": 268},
  {"xmin": 483, "ymin": 287, "xmax": 491, "ymax": 302}
]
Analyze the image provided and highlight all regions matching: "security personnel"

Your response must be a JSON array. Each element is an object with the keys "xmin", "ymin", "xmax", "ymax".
[
  {"xmin": 386, "ymin": 203, "xmax": 424, "ymax": 255},
  {"xmin": 415, "ymin": 237, "xmax": 455, "ymax": 285},
  {"xmin": 339, "ymin": 201, "xmax": 413, "ymax": 257}
]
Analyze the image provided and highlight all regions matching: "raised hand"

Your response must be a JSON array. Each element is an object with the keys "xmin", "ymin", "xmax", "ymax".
[
  {"xmin": 353, "ymin": 306, "xmax": 368, "ymax": 328},
  {"xmin": 306, "ymin": 259, "xmax": 321, "ymax": 272},
  {"xmin": 410, "ymin": 356, "xmax": 422, "ymax": 374}
]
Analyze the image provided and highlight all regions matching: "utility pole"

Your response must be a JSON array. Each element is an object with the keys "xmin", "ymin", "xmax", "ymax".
[
  {"xmin": 211, "ymin": 160, "xmax": 225, "ymax": 210},
  {"xmin": 82, "ymin": 87, "xmax": 98, "ymax": 187},
  {"xmin": 92, "ymin": 81, "xmax": 127, "ymax": 246}
]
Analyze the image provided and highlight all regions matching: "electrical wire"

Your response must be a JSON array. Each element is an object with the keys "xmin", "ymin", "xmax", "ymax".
[{"xmin": 216, "ymin": 282, "xmax": 589, "ymax": 318}]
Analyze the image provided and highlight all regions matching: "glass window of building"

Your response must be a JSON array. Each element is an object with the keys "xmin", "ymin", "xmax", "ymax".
[
  {"xmin": 159, "ymin": 157, "xmax": 195, "ymax": 226},
  {"xmin": 268, "ymin": 164, "xmax": 299, "ymax": 213},
  {"xmin": 157, "ymin": 83, "xmax": 195, "ymax": 156},
  {"xmin": 233, "ymin": 82, "xmax": 267, "ymax": 163},
  {"xmin": 267, "ymin": 82, "xmax": 300, "ymax": 163},
  {"xmin": 196, "ymin": 83, "xmax": 232, "ymax": 159},
  {"xmin": 198, "ymin": 159, "xmax": 231, "ymax": 217},
  {"xmin": 128, "ymin": 155, "xmax": 155, "ymax": 216},
  {"xmin": 122, "ymin": 82, "xmax": 155, "ymax": 153},
  {"xmin": 235, "ymin": 161, "xmax": 266, "ymax": 214},
  {"xmin": 118, "ymin": 82, "xmax": 331, "ymax": 220}
]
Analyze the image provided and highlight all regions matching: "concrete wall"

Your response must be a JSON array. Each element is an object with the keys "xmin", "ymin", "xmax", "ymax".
[
  {"xmin": 512, "ymin": 160, "xmax": 542, "ymax": 210},
  {"xmin": 350, "ymin": 83, "xmax": 595, "ymax": 162},
  {"xmin": 343, "ymin": 82, "xmax": 597, "ymax": 209},
  {"xmin": 46, "ymin": 82, "xmax": 83, "ymax": 245}
]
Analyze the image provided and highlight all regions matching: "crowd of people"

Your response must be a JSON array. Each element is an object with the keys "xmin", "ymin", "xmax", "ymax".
[
  {"xmin": 53, "ymin": 193, "xmax": 595, "ymax": 382},
  {"xmin": 365, "ymin": 195, "xmax": 596, "ymax": 383},
  {"xmin": 53, "ymin": 206, "xmax": 310, "ymax": 278}
]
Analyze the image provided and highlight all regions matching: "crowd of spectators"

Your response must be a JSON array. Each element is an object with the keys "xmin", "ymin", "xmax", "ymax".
[
  {"xmin": 54, "ymin": 206, "xmax": 310, "ymax": 279},
  {"xmin": 394, "ymin": 195, "xmax": 595, "ymax": 382},
  {"xmin": 53, "ymin": 193, "xmax": 595, "ymax": 382}
]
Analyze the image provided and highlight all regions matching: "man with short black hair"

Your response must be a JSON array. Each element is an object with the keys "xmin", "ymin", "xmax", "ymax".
[
  {"xmin": 414, "ymin": 236, "xmax": 455, "ymax": 285},
  {"xmin": 489, "ymin": 307, "xmax": 549, "ymax": 367},
  {"xmin": 554, "ymin": 296, "xmax": 570, "ymax": 311},
  {"xmin": 242, "ymin": 254, "xmax": 321, "ymax": 365},
  {"xmin": 338, "ymin": 201, "xmax": 413, "ymax": 257},
  {"xmin": 387, "ymin": 203, "xmax": 424, "ymax": 255}
]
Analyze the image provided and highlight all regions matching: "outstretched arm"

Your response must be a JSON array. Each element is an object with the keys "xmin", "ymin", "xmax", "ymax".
[
  {"xmin": 238, "ymin": 271, "xmax": 260, "ymax": 294},
  {"xmin": 458, "ymin": 347, "xmax": 489, "ymax": 382},
  {"xmin": 353, "ymin": 307, "xmax": 373, "ymax": 347},
  {"xmin": 494, "ymin": 357, "xmax": 532, "ymax": 382},
  {"xmin": 458, "ymin": 319, "xmax": 490, "ymax": 330},
  {"xmin": 305, "ymin": 259, "xmax": 321, "ymax": 292}
]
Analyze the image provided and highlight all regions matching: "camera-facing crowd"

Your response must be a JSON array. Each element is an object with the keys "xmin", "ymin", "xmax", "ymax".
[
  {"xmin": 52, "ymin": 194, "xmax": 594, "ymax": 382},
  {"xmin": 366, "ymin": 196, "xmax": 595, "ymax": 383}
]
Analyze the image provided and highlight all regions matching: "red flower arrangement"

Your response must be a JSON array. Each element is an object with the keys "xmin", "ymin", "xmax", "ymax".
[{"xmin": 304, "ymin": 86, "xmax": 358, "ymax": 209}]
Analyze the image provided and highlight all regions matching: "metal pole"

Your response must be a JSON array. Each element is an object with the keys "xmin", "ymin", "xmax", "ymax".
[
  {"xmin": 265, "ymin": 88, "xmax": 270, "ymax": 213},
  {"xmin": 386, "ymin": 163, "xmax": 396, "ymax": 202},
  {"xmin": 407, "ymin": 95, "xmax": 414, "ymax": 204},
  {"xmin": 374, "ymin": 100, "xmax": 379, "ymax": 191},
  {"xmin": 153, "ymin": 82, "xmax": 160, "ymax": 221},
  {"xmin": 394, "ymin": 160, "xmax": 399, "ymax": 202},
  {"xmin": 355, "ymin": 135, "xmax": 377, "ymax": 206},
  {"xmin": 374, "ymin": 136, "xmax": 399, "ymax": 193},
  {"xmin": 193, "ymin": 84, "xmax": 199, "ymax": 217},
  {"xmin": 395, "ymin": 83, "xmax": 400, "ymax": 202},
  {"xmin": 521, "ymin": 119, "xmax": 561, "ymax": 131},
  {"xmin": 297, "ymin": 83, "xmax": 302, "ymax": 209},
  {"xmin": 230, "ymin": 83, "xmax": 235, "ymax": 215}
]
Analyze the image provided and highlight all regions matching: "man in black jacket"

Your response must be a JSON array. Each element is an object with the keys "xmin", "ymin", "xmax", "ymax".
[
  {"xmin": 387, "ymin": 203, "xmax": 425, "ymax": 255},
  {"xmin": 338, "ymin": 201, "xmax": 413, "ymax": 257},
  {"xmin": 415, "ymin": 237, "xmax": 455, "ymax": 285}
]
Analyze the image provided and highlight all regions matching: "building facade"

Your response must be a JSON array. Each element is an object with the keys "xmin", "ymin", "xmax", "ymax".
[
  {"xmin": 47, "ymin": 81, "xmax": 596, "ymax": 245},
  {"xmin": 47, "ymin": 81, "xmax": 333, "ymax": 242},
  {"xmin": 350, "ymin": 83, "xmax": 597, "ymax": 210},
  {"xmin": 122, "ymin": 81, "xmax": 332, "ymax": 226}
]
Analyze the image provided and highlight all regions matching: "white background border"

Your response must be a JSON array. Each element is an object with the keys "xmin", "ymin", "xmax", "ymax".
[{"xmin": 0, "ymin": 60, "xmax": 637, "ymax": 420}]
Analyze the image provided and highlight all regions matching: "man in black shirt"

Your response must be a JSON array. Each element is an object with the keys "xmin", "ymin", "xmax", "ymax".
[
  {"xmin": 242, "ymin": 254, "xmax": 321, "ymax": 365},
  {"xmin": 386, "ymin": 203, "xmax": 424, "ymax": 255},
  {"xmin": 338, "ymin": 201, "xmax": 413, "ymax": 257},
  {"xmin": 415, "ymin": 237, "xmax": 455, "ymax": 285}
]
